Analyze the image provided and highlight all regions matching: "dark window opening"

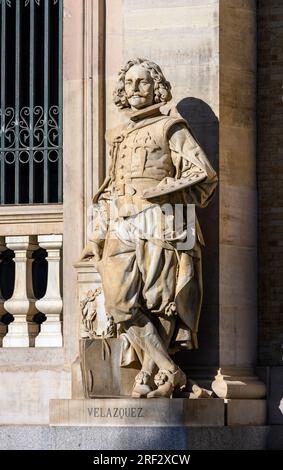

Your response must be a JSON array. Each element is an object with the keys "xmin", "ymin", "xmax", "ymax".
[{"xmin": 0, "ymin": 0, "xmax": 63, "ymax": 205}]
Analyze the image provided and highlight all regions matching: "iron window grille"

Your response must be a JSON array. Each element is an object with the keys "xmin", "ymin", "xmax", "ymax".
[{"xmin": 0, "ymin": 0, "xmax": 63, "ymax": 204}]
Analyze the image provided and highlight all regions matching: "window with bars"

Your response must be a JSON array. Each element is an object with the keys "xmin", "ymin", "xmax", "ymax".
[{"xmin": 0, "ymin": 0, "xmax": 63, "ymax": 205}]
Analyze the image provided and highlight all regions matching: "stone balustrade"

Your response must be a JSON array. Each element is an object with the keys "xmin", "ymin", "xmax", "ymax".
[
  {"xmin": 0, "ymin": 236, "xmax": 7, "ymax": 346},
  {"xmin": 0, "ymin": 235, "xmax": 63, "ymax": 348}
]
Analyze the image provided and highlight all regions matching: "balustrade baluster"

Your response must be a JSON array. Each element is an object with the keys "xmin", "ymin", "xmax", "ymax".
[
  {"xmin": 0, "ymin": 236, "xmax": 7, "ymax": 345},
  {"xmin": 3, "ymin": 236, "xmax": 39, "ymax": 347},
  {"xmin": 35, "ymin": 235, "xmax": 63, "ymax": 347}
]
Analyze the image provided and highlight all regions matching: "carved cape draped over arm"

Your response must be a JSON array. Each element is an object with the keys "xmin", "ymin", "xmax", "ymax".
[
  {"xmin": 165, "ymin": 122, "xmax": 217, "ymax": 348},
  {"xmin": 143, "ymin": 121, "xmax": 218, "ymax": 208}
]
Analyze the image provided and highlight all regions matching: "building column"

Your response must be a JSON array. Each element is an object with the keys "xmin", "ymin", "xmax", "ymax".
[{"xmin": 212, "ymin": 0, "xmax": 266, "ymax": 400}]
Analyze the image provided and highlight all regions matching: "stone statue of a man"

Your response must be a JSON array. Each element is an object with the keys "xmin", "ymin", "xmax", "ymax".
[{"xmin": 81, "ymin": 58, "xmax": 217, "ymax": 398}]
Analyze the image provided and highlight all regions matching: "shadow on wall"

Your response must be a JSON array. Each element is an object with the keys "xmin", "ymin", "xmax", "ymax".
[{"xmin": 174, "ymin": 97, "xmax": 220, "ymax": 371}]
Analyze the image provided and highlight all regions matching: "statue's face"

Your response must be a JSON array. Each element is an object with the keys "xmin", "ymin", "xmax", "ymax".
[{"xmin": 124, "ymin": 64, "xmax": 155, "ymax": 110}]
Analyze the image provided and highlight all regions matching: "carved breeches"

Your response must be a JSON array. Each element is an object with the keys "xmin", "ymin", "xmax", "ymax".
[{"xmin": 96, "ymin": 230, "xmax": 178, "ymax": 324}]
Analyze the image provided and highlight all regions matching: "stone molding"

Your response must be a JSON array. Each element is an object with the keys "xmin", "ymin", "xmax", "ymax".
[
  {"xmin": 0, "ymin": 204, "xmax": 63, "ymax": 236},
  {"xmin": 212, "ymin": 368, "xmax": 267, "ymax": 399}
]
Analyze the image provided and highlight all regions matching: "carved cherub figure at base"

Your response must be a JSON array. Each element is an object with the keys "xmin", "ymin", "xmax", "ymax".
[{"xmin": 81, "ymin": 58, "xmax": 217, "ymax": 398}]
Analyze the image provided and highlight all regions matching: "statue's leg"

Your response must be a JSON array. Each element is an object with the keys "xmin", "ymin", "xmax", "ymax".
[
  {"xmin": 98, "ymin": 235, "xmax": 141, "ymax": 323},
  {"xmin": 123, "ymin": 309, "xmax": 176, "ymax": 372},
  {"xmin": 124, "ymin": 309, "xmax": 185, "ymax": 398},
  {"xmin": 97, "ymin": 233, "xmax": 165, "ymax": 395},
  {"xmin": 98, "ymin": 234, "xmax": 175, "ymax": 370},
  {"xmin": 145, "ymin": 315, "xmax": 187, "ymax": 397},
  {"xmin": 131, "ymin": 240, "xmax": 184, "ymax": 396},
  {"xmin": 99, "ymin": 232, "xmax": 185, "ymax": 397},
  {"xmin": 138, "ymin": 315, "xmax": 176, "ymax": 376},
  {"xmin": 131, "ymin": 314, "xmax": 176, "ymax": 396},
  {"xmin": 154, "ymin": 315, "xmax": 176, "ymax": 348}
]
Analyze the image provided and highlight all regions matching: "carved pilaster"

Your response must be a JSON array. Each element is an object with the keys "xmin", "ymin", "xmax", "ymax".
[{"xmin": 35, "ymin": 235, "xmax": 63, "ymax": 347}]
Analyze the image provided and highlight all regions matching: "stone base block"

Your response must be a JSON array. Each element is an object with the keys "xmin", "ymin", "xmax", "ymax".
[
  {"xmin": 49, "ymin": 398, "xmax": 225, "ymax": 427},
  {"xmin": 226, "ymin": 399, "xmax": 266, "ymax": 425},
  {"xmin": 2, "ymin": 425, "xmax": 283, "ymax": 450}
]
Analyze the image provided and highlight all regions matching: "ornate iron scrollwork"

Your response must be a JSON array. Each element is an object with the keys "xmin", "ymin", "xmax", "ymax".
[
  {"xmin": 0, "ymin": 105, "xmax": 60, "ymax": 153},
  {"xmin": 0, "ymin": 1, "xmax": 59, "ymax": 7}
]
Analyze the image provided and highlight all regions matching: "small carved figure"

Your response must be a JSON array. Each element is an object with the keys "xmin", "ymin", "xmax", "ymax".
[{"xmin": 80, "ymin": 288, "xmax": 115, "ymax": 339}]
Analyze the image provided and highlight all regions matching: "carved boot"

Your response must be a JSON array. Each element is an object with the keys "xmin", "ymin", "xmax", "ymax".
[
  {"xmin": 147, "ymin": 367, "xmax": 186, "ymax": 398},
  {"xmin": 132, "ymin": 370, "xmax": 152, "ymax": 398}
]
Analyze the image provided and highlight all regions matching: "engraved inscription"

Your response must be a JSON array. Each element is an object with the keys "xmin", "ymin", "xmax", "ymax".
[{"xmin": 87, "ymin": 407, "xmax": 144, "ymax": 419}]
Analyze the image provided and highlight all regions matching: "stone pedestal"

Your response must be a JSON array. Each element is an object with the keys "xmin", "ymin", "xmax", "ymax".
[
  {"xmin": 49, "ymin": 398, "xmax": 225, "ymax": 427},
  {"xmin": 226, "ymin": 399, "xmax": 266, "ymax": 426},
  {"xmin": 50, "ymin": 397, "xmax": 267, "ymax": 427}
]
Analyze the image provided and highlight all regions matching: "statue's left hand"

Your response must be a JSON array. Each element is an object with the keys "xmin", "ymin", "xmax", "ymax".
[{"xmin": 79, "ymin": 241, "xmax": 102, "ymax": 263}]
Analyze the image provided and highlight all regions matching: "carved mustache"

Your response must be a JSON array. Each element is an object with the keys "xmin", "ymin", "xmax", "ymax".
[{"xmin": 129, "ymin": 91, "xmax": 150, "ymax": 98}]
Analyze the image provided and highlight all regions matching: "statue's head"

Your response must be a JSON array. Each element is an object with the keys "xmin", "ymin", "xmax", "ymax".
[{"xmin": 113, "ymin": 58, "xmax": 172, "ymax": 110}]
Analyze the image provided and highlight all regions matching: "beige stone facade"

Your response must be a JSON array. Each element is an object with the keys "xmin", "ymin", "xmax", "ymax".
[{"xmin": 0, "ymin": 0, "xmax": 280, "ymax": 432}]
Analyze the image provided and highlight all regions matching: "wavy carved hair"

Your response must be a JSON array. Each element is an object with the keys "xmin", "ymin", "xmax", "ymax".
[{"xmin": 113, "ymin": 58, "xmax": 172, "ymax": 109}]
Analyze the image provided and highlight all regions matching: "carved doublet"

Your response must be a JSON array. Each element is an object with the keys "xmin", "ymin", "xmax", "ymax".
[
  {"xmin": 107, "ymin": 116, "xmax": 182, "ymax": 203},
  {"xmin": 109, "ymin": 117, "xmax": 180, "ymax": 192}
]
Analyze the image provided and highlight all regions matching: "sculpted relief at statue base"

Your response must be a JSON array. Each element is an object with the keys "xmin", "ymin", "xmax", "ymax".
[{"xmin": 79, "ymin": 58, "xmax": 218, "ymax": 400}]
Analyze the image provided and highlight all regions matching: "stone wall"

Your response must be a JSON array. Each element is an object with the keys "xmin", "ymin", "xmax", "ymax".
[
  {"xmin": 0, "ymin": 0, "xmax": 221, "ymax": 425},
  {"xmin": 0, "ymin": 0, "xmax": 265, "ymax": 425},
  {"xmin": 258, "ymin": 0, "xmax": 283, "ymax": 366}
]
